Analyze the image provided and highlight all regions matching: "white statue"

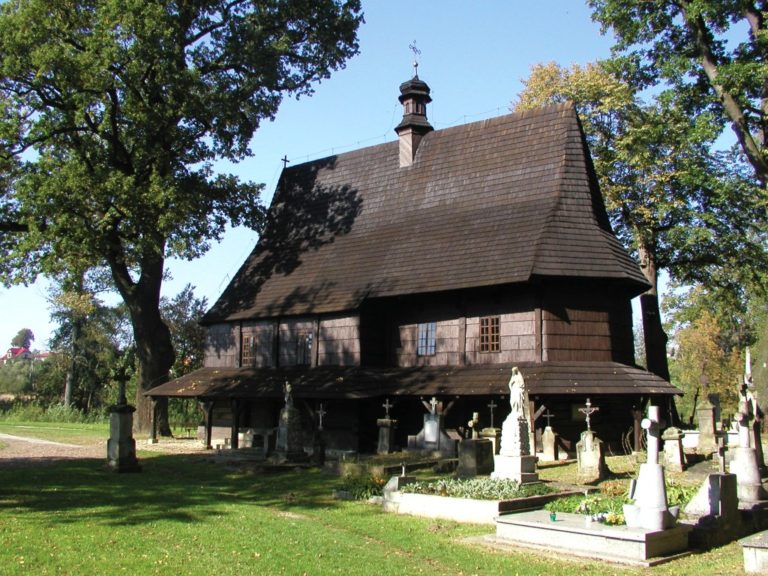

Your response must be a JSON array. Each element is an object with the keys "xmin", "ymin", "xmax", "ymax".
[{"xmin": 508, "ymin": 367, "xmax": 526, "ymax": 417}]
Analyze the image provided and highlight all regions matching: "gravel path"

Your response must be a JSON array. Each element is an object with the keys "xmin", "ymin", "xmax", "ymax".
[{"xmin": 0, "ymin": 432, "xmax": 206, "ymax": 468}]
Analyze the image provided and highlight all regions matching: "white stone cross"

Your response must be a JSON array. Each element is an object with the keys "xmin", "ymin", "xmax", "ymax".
[
  {"xmin": 317, "ymin": 402, "xmax": 327, "ymax": 431},
  {"xmin": 429, "ymin": 396, "xmax": 438, "ymax": 415},
  {"xmin": 382, "ymin": 398, "xmax": 393, "ymax": 418},
  {"xmin": 642, "ymin": 405, "xmax": 661, "ymax": 465},
  {"xmin": 579, "ymin": 398, "xmax": 599, "ymax": 432}
]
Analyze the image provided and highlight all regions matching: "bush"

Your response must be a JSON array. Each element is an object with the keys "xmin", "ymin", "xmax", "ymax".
[
  {"xmin": 401, "ymin": 478, "xmax": 552, "ymax": 500},
  {"xmin": 336, "ymin": 474, "xmax": 387, "ymax": 500},
  {"xmin": 0, "ymin": 400, "xmax": 106, "ymax": 424}
]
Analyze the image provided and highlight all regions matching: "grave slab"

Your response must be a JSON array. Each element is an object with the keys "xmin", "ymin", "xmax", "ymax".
[
  {"xmin": 494, "ymin": 509, "xmax": 692, "ymax": 565},
  {"xmin": 742, "ymin": 531, "xmax": 768, "ymax": 573}
]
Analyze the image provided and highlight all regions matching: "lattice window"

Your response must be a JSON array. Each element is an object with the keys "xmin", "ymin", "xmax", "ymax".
[
  {"xmin": 479, "ymin": 316, "xmax": 500, "ymax": 352},
  {"xmin": 241, "ymin": 334, "xmax": 256, "ymax": 366},
  {"xmin": 297, "ymin": 332, "xmax": 313, "ymax": 366},
  {"xmin": 417, "ymin": 322, "xmax": 436, "ymax": 356}
]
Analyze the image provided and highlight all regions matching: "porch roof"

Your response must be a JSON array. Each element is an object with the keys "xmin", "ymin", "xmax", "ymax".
[{"xmin": 146, "ymin": 362, "xmax": 681, "ymax": 400}]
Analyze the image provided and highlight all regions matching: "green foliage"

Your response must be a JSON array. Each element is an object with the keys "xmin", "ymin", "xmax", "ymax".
[
  {"xmin": 0, "ymin": 0, "xmax": 362, "ymax": 427},
  {"xmin": 0, "ymin": 400, "xmax": 105, "ymax": 423},
  {"xmin": 0, "ymin": 359, "xmax": 37, "ymax": 394},
  {"xmin": 161, "ymin": 283, "xmax": 207, "ymax": 378},
  {"xmin": 589, "ymin": 0, "xmax": 768, "ymax": 184},
  {"xmin": 336, "ymin": 473, "xmax": 387, "ymax": 500},
  {"xmin": 401, "ymin": 477, "xmax": 552, "ymax": 500}
]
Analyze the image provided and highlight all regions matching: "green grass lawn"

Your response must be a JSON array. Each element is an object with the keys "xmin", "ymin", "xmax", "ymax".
[
  {"xmin": 0, "ymin": 421, "xmax": 108, "ymax": 445},
  {"xmin": 0, "ymin": 423, "xmax": 747, "ymax": 575}
]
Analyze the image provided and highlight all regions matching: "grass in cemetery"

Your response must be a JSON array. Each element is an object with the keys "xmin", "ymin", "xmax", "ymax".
[
  {"xmin": 0, "ymin": 420, "xmax": 108, "ymax": 444},
  {"xmin": 0, "ymin": 440, "xmax": 746, "ymax": 576}
]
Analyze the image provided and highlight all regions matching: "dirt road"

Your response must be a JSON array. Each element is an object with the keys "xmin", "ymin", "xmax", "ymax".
[{"xmin": 0, "ymin": 432, "xmax": 204, "ymax": 468}]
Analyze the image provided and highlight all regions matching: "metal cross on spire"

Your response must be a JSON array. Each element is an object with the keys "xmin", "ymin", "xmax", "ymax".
[
  {"xmin": 408, "ymin": 40, "xmax": 421, "ymax": 77},
  {"xmin": 281, "ymin": 155, "xmax": 290, "ymax": 169}
]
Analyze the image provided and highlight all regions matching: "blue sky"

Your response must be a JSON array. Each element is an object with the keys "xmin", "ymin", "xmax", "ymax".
[{"xmin": 0, "ymin": 1, "xmax": 617, "ymax": 350}]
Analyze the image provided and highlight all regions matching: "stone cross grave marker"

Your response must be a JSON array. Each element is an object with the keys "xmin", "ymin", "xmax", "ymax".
[
  {"xmin": 579, "ymin": 398, "xmax": 599, "ymax": 432},
  {"xmin": 642, "ymin": 408, "xmax": 661, "ymax": 464},
  {"xmin": 317, "ymin": 403, "xmax": 326, "ymax": 431},
  {"xmin": 382, "ymin": 398, "xmax": 394, "ymax": 418}
]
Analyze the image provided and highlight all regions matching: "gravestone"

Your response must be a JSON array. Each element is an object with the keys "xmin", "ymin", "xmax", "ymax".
[
  {"xmin": 377, "ymin": 398, "xmax": 398, "ymax": 454},
  {"xmin": 685, "ymin": 473, "xmax": 740, "ymax": 548},
  {"xmin": 457, "ymin": 438, "xmax": 494, "ymax": 478},
  {"xmin": 406, "ymin": 397, "xmax": 458, "ymax": 457},
  {"xmin": 106, "ymin": 368, "xmax": 140, "ymax": 473},
  {"xmin": 731, "ymin": 388, "xmax": 768, "ymax": 506},
  {"xmin": 576, "ymin": 399, "xmax": 605, "ymax": 482},
  {"xmin": 697, "ymin": 395, "xmax": 718, "ymax": 456},
  {"xmin": 275, "ymin": 382, "xmax": 307, "ymax": 462},
  {"xmin": 623, "ymin": 406, "xmax": 680, "ymax": 531},
  {"xmin": 492, "ymin": 367, "xmax": 538, "ymax": 484},
  {"xmin": 662, "ymin": 427, "xmax": 686, "ymax": 472},
  {"xmin": 539, "ymin": 410, "xmax": 558, "ymax": 462}
]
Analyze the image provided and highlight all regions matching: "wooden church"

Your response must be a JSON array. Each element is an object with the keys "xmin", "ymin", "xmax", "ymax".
[{"xmin": 148, "ymin": 73, "xmax": 680, "ymax": 454}]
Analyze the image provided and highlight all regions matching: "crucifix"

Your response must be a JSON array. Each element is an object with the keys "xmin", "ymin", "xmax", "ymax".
[
  {"xmin": 579, "ymin": 398, "xmax": 599, "ymax": 432},
  {"xmin": 281, "ymin": 155, "xmax": 290, "ymax": 169},
  {"xmin": 543, "ymin": 409, "xmax": 555, "ymax": 429},
  {"xmin": 422, "ymin": 396, "xmax": 439, "ymax": 415},
  {"xmin": 317, "ymin": 402, "xmax": 327, "ymax": 431},
  {"xmin": 487, "ymin": 399, "xmax": 497, "ymax": 428},
  {"xmin": 382, "ymin": 398, "xmax": 394, "ymax": 418}
]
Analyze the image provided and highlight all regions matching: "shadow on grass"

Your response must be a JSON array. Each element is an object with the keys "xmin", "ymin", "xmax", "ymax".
[{"xmin": 0, "ymin": 452, "xmax": 343, "ymax": 527}]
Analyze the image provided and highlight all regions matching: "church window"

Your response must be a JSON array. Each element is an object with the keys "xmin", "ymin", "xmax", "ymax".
[
  {"xmin": 417, "ymin": 322, "xmax": 436, "ymax": 356},
  {"xmin": 479, "ymin": 316, "xmax": 500, "ymax": 352},
  {"xmin": 241, "ymin": 334, "xmax": 256, "ymax": 366}
]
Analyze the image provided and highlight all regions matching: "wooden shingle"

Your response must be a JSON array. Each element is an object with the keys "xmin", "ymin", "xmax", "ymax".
[{"xmin": 204, "ymin": 104, "xmax": 649, "ymax": 322}]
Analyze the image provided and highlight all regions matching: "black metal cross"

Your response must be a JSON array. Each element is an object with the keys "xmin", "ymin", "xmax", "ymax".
[
  {"xmin": 281, "ymin": 155, "xmax": 290, "ymax": 169},
  {"xmin": 543, "ymin": 409, "xmax": 555, "ymax": 428},
  {"xmin": 408, "ymin": 40, "xmax": 421, "ymax": 76},
  {"xmin": 487, "ymin": 400, "xmax": 497, "ymax": 428}
]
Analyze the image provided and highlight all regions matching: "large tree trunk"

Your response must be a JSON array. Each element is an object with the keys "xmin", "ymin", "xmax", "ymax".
[
  {"xmin": 637, "ymin": 243, "xmax": 680, "ymax": 426},
  {"xmin": 108, "ymin": 246, "xmax": 175, "ymax": 435},
  {"xmin": 637, "ymin": 244, "xmax": 670, "ymax": 381}
]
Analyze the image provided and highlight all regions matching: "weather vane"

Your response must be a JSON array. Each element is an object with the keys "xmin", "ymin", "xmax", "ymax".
[{"xmin": 408, "ymin": 40, "xmax": 421, "ymax": 77}]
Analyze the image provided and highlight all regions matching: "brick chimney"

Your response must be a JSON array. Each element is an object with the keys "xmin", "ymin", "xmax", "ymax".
[{"xmin": 395, "ymin": 74, "xmax": 433, "ymax": 167}]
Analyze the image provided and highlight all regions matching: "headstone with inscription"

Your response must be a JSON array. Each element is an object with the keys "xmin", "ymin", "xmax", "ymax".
[{"xmin": 662, "ymin": 427, "xmax": 686, "ymax": 473}]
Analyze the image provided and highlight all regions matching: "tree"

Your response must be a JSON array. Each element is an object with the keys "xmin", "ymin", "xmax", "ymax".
[
  {"xmin": 665, "ymin": 286, "xmax": 743, "ymax": 423},
  {"xmin": 0, "ymin": 0, "xmax": 362, "ymax": 432},
  {"xmin": 588, "ymin": 0, "xmax": 768, "ymax": 185},
  {"xmin": 161, "ymin": 283, "xmax": 207, "ymax": 431},
  {"xmin": 10, "ymin": 328, "xmax": 34, "ymax": 349},
  {"xmin": 514, "ymin": 61, "xmax": 768, "ymax": 383},
  {"xmin": 161, "ymin": 283, "xmax": 207, "ymax": 378}
]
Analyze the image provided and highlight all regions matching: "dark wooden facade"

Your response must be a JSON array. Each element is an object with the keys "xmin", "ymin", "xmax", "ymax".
[{"xmin": 148, "ymin": 76, "xmax": 679, "ymax": 453}]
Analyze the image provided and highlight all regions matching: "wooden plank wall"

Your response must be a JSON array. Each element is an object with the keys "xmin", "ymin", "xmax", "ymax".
[
  {"xmin": 241, "ymin": 321, "xmax": 276, "ymax": 367},
  {"xmin": 318, "ymin": 315, "xmax": 361, "ymax": 366},
  {"xmin": 204, "ymin": 323, "xmax": 238, "ymax": 367}
]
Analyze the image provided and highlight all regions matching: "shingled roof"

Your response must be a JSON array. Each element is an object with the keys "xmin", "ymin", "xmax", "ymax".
[
  {"xmin": 146, "ymin": 362, "xmax": 680, "ymax": 400},
  {"xmin": 204, "ymin": 103, "xmax": 648, "ymax": 323}
]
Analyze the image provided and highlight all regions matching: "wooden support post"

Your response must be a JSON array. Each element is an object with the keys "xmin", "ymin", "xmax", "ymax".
[
  {"xmin": 203, "ymin": 401, "xmax": 214, "ymax": 450},
  {"xmin": 150, "ymin": 398, "xmax": 158, "ymax": 444},
  {"xmin": 230, "ymin": 399, "xmax": 240, "ymax": 449}
]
